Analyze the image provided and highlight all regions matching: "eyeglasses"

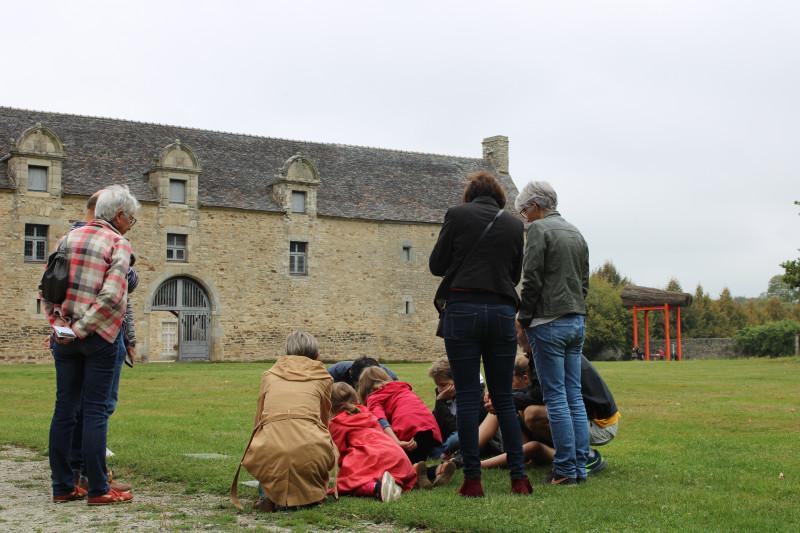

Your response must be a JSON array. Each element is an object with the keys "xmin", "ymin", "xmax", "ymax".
[{"xmin": 128, "ymin": 215, "xmax": 137, "ymax": 228}]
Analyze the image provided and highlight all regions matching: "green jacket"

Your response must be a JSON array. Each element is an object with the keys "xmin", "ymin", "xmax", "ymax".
[{"xmin": 518, "ymin": 211, "xmax": 589, "ymax": 326}]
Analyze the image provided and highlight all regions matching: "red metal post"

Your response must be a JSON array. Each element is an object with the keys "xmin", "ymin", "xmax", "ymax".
[
  {"xmin": 664, "ymin": 304, "xmax": 671, "ymax": 361},
  {"xmin": 676, "ymin": 306, "xmax": 683, "ymax": 361},
  {"xmin": 633, "ymin": 305, "xmax": 639, "ymax": 349},
  {"xmin": 644, "ymin": 310, "xmax": 650, "ymax": 361}
]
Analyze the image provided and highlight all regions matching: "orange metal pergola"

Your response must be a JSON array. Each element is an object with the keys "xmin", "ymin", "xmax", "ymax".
[{"xmin": 632, "ymin": 304, "xmax": 682, "ymax": 361}]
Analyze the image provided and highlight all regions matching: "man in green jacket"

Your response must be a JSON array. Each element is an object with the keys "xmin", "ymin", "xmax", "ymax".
[{"xmin": 515, "ymin": 181, "xmax": 591, "ymax": 486}]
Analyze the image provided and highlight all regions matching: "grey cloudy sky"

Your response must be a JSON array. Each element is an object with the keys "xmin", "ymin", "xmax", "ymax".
[{"xmin": 3, "ymin": 0, "xmax": 797, "ymax": 297}]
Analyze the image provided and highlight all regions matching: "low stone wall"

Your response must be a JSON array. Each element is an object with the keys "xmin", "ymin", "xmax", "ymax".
[
  {"xmin": 643, "ymin": 337, "xmax": 742, "ymax": 360},
  {"xmin": 595, "ymin": 337, "xmax": 744, "ymax": 361}
]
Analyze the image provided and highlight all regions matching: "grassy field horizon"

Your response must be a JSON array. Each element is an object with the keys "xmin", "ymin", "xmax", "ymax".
[{"xmin": 1, "ymin": 357, "xmax": 798, "ymax": 532}]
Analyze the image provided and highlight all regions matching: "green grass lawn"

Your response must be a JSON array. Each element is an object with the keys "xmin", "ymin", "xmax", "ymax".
[{"xmin": 1, "ymin": 358, "xmax": 799, "ymax": 532}]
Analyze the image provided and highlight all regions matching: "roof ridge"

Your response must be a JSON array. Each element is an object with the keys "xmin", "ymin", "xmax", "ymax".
[{"xmin": 0, "ymin": 105, "xmax": 486, "ymax": 162}]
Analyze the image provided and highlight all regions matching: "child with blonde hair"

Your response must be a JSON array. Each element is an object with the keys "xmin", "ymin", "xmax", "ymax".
[{"xmin": 328, "ymin": 382, "xmax": 416, "ymax": 502}]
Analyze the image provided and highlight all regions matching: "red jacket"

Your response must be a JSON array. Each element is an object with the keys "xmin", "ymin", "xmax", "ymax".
[
  {"xmin": 366, "ymin": 381, "xmax": 442, "ymax": 443},
  {"xmin": 329, "ymin": 406, "xmax": 417, "ymax": 493}
]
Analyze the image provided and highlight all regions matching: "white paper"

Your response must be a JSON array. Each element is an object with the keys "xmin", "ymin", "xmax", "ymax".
[{"xmin": 53, "ymin": 325, "xmax": 76, "ymax": 338}]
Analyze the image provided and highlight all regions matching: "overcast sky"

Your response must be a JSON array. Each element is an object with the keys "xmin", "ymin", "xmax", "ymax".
[{"xmin": 2, "ymin": 1, "xmax": 797, "ymax": 297}]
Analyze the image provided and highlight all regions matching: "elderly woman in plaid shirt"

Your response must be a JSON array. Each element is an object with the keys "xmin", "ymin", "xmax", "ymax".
[{"xmin": 44, "ymin": 184, "xmax": 139, "ymax": 506}]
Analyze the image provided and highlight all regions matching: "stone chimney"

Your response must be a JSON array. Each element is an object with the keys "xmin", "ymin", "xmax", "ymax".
[{"xmin": 482, "ymin": 135, "xmax": 509, "ymax": 175}]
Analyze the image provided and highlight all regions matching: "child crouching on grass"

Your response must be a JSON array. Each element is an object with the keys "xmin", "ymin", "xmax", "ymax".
[
  {"xmin": 359, "ymin": 366, "xmax": 456, "ymax": 489},
  {"xmin": 329, "ymin": 382, "xmax": 416, "ymax": 502}
]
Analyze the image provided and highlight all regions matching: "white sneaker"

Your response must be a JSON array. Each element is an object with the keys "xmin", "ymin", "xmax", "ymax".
[
  {"xmin": 106, "ymin": 448, "xmax": 115, "ymax": 458},
  {"xmin": 379, "ymin": 471, "xmax": 401, "ymax": 502}
]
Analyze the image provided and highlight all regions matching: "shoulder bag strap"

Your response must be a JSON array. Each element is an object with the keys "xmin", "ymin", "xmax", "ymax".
[{"xmin": 435, "ymin": 208, "xmax": 504, "ymax": 312}]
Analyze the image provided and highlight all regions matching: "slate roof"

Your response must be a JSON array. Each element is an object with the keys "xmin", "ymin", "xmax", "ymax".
[{"xmin": 0, "ymin": 107, "xmax": 518, "ymax": 224}]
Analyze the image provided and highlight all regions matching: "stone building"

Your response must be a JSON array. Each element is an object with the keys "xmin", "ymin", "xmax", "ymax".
[{"xmin": 0, "ymin": 107, "xmax": 518, "ymax": 362}]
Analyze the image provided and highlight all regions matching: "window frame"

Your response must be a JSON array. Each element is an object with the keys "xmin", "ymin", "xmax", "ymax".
[
  {"xmin": 24, "ymin": 224, "xmax": 48, "ymax": 262},
  {"xmin": 166, "ymin": 233, "xmax": 188, "ymax": 262},
  {"xmin": 291, "ymin": 190, "xmax": 307, "ymax": 214},
  {"xmin": 28, "ymin": 165, "xmax": 49, "ymax": 192},
  {"xmin": 289, "ymin": 241, "xmax": 308, "ymax": 276},
  {"xmin": 402, "ymin": 245, "xmax": 412, "ymax": 262},
  {"xmin": 169, "ymin": 179, "xmax": 187, "ymax": 204}
]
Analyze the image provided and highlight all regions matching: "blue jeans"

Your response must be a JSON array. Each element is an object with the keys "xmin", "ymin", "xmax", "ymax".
[
  {"xmin": 68, "ymin": 333, "xmax": 126, "ymax": 477},
  {"xmin": 430, "ymin": 431, "xmax": 460, "ymax": 459},
  {"xmin": 50, "ymin": 334, "xmax": 117, "ymax": 497},
  {"xmin": 443, "ymin": 302, "xmax": 526, "ymax": 481},
  {"xmin": 527, "ymin": 315, "xmax": 590, "ymax": 479}
]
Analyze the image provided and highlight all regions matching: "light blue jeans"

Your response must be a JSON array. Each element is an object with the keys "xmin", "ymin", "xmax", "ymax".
[{"xmin": 527, "ymin": 315, "xmax": 590, "ymax": 479}]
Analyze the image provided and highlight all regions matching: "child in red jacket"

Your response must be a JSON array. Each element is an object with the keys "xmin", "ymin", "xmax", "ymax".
[
  {"xmin": 329, "ymin": 383, "xmax": 416, "ymax": 502},
  {"xmin": 358, "ymin": 366, "xmax": 443, "ymax": 464}
]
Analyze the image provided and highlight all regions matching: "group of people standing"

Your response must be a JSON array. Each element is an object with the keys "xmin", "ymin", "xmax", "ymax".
[{"xmin": 42, "ymin": 171, "xmax": 619, "ymax": 509}]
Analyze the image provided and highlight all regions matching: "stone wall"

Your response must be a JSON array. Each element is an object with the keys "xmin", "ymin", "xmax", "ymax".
[
  {"xmin": 0, "ymin": 190, "xmax": 447, "ymax": 363},
  {"xmin": 636, "ymin": 338, "xmax": 742, "ymax": 360}
]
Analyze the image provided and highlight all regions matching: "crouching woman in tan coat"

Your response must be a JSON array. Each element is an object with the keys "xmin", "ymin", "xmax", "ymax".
[{"xmin": 231, "ymin": 331, "xmax": 337, "ymax": 511}]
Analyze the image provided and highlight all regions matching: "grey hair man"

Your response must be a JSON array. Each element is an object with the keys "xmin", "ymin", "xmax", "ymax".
[
  {"xmin": 514, "ymin": 180, "xmax": 558, "ymax": 218},
  {"xmin": 516, "ymin": 180, "xmax": 591, "ymax": 486},
  {"xmin": 95, "ymin": 184, "xmax": 140, "ymax": 235},
  {"xmin": 44, "ymin": 184, "xmax": 138, "ymax": 505}
]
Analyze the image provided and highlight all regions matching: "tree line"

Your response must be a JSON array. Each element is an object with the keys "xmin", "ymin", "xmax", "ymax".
[{"xmin": 583, "ymin": 261, "xmax": 800, "ymax": 358}]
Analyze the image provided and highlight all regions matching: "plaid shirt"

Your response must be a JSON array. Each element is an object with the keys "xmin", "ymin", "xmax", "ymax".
[{"xmin": 44, "ymin": 219, "xmax": 132, "ymax": 343}]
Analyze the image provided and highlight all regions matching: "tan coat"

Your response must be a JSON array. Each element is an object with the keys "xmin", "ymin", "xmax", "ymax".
[{"xmin": 242, "ymin": 355, "xmax": 337, "ymax": 507}]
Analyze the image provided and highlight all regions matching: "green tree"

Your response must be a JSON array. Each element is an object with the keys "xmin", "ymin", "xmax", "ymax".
[
  {"xmin": 665, "ymin": 278, "xmax": 683, "ymax": 292},
  {"xmin": 584, "ymin": 275, "xmax": 628, "ymax": 358},
  {"xmin": 764, "ymin": 275, "xmax": 799, "ymax": 303},
  {"xmin": 781, "ymin": 201, "xmax": 800, "ymax": 290},
  {"xmin": 594, "ymin": 260, "xmax": 629, "ymax": 288}
]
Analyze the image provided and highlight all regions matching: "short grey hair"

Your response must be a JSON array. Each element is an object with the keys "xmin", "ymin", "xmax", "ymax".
[
  {"xmin": 95, "ymin": 185, "xmax": 140, "ymax": 221},
  {"xmin": 285, "ymin": 331, "xmax": 319, "ymax": 359},
  {"xmin": 514, "ymin": 181, "xmax": 558, "ymax": 213}
]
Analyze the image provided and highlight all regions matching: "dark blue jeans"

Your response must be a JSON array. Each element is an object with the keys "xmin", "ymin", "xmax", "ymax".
[
  {"xmin": 527, "ymin": 315, "xmax": 590, "ymax": 479},
  {"xmin": 50, "ymin": 334, "xmax": 117, "ymax": 497},
  {"xmin": 443, "ymin": 302, "xmax": 526, "ymax": 481},
  {"xmin": 68, "ymin": 333, "xmax": 126, "ymax": 477}
]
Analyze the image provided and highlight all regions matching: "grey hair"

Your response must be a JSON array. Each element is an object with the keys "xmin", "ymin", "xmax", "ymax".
[
  {"xmin": 514, "ymin": 181, "xmax": 558, "ymax": 213},
  {"xmin": 285, "ymin": 331, "xmax": 319, "ymax": 359},
  {"xmin": 94, "ymin": 184, "xmax": 140, "ymax": 221}
]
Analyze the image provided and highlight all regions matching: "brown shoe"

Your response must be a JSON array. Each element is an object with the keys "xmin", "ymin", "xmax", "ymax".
[
  {"xmin": 53, "ymin": 486, "xmax": 87, "ymax": 503},
  {"xmin": 413, "ymin": 461, "xmax": 432, "ymax": 489},
  {"xmin": 254, "ymin": 497, "xmax": 275, "ymax": 512},
  {"xmin": 87, "ymin": 488, "xmax": 133, "ymax": 506},
  {"xmin": 433, "ymin": 461, "xmax": 456, "ymax": 487}
]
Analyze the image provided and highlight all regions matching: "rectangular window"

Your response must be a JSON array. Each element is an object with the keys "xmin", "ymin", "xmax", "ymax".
[
  {"xmin": 402, "ymin": 245, "xmax": 412, "ymax": 262},
  {"xmin": 291, "ymin": 191, "xmax": 307, "ymax": 213},
  {"xmin": 166, "ymin": 233, "xmax": 187, "ymax": 262},
  {"xmin": 162, "ymin": 321, "xmax": 178, "ymax": 355},
  {"xmin": 24, "ymin": 224, "xmax": 48, "ymax": 262},
  {"xmin": 169, "ymin": 179, "xmax": 186, "ymax": 204},
  {"xmin": 36, "ymin": 298, "xmax": 41, "ymax": 314},
  {"xmin": 289, "ymin": 241, "xmax": 308, "ymax": 276},
  {"xmin": 405, "ymin": 301, "xmax": 411, "ymax": 315},
  {"xmin": 28, "ymin": 166, "xmax": 48, "ymax": 191}
]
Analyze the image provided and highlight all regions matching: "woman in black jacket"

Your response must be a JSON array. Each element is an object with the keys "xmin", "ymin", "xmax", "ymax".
[{"xmin": 429, "ymin": 171, "xmax": 532, "ymax": 497}]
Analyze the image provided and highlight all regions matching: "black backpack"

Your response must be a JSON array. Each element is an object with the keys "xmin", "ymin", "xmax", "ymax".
[{"xmin": 39, "ymin": 240, "xmax": 69, "ymax": 304}]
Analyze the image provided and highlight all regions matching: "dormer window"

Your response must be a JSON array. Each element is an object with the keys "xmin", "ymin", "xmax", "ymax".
[
  {"xmin": 169, "ymin": 179, "xmax": 186, "ymax": 204},
  {"xmin": 28, "ymin": 166, "xmax": 48, "ymax": 191},
  {"xmin": 291, "ymin": 191, "xmax": 307, "ymax": 213}
]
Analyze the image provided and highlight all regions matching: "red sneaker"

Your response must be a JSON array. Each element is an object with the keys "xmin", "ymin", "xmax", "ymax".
[
  {"xmin": 53, "ymin": 486, "xmax": 87, "ymax": 503},
  {"xmin": 87, "ymin": 488, "xmax": 133, "ymax": 506},
  {"xmin": 511, "ymin": 477, "xmax": 533, "ymax": 495},
  {"xmin": 457, "ymin": 477, "xmax": 484, "ymax": 497}
]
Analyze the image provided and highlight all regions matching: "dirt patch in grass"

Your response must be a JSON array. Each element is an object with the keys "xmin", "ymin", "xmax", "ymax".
[{"xmin": 0, "ymin": 446, "xmax": 409, "ymax": 532}]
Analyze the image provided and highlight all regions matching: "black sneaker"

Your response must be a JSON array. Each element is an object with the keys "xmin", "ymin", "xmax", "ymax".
[
  {"xmin": 586, "ymin": 449, "xmax": 608, "ymax": 476},
  {"xmin": 543, "ymin": 470, "xmax": 577, "ymax": 486}
]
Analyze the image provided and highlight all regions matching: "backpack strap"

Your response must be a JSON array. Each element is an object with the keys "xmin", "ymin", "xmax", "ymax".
[{"xmin": 230, "ymin": 422, "xmax": 263, "ymax": 511}]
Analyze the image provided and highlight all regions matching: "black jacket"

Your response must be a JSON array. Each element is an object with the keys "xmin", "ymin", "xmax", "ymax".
[
  {"xmin": 430, "ymin": 196, "xmax": 524, "ymax": 307},
  {"xmin": 515, "ymin": 355, "xmax": 619, "ymax": 421}
]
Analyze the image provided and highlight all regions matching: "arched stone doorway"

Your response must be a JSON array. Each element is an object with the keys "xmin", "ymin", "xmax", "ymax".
[{"xmin": 151, "ymin": 277, "xmax": 211, "ymax": 361}]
